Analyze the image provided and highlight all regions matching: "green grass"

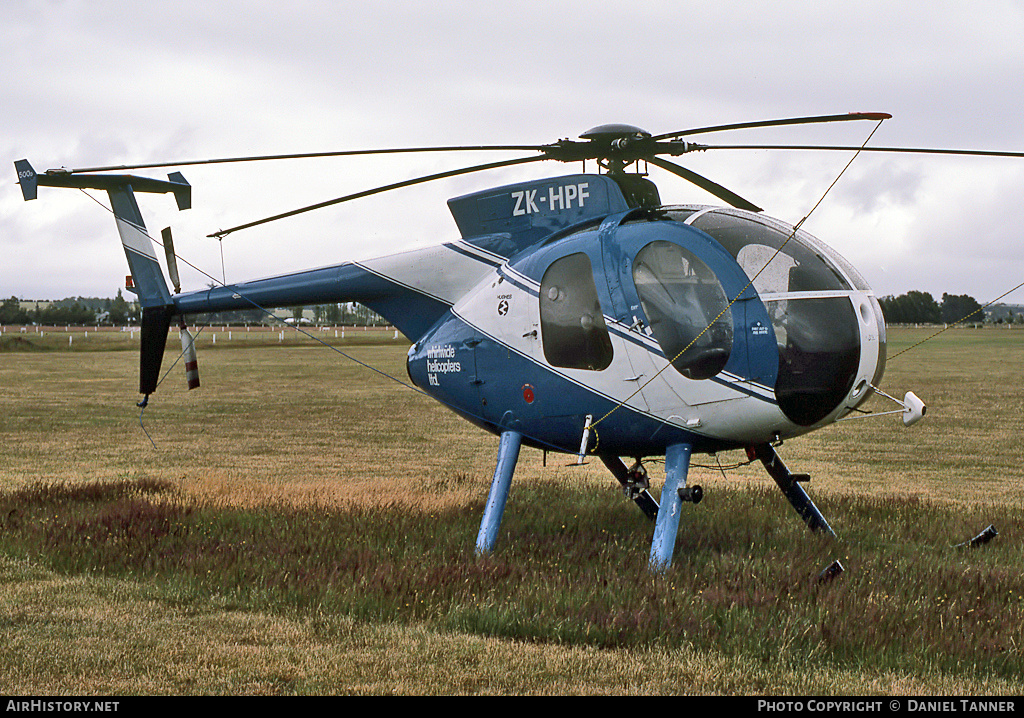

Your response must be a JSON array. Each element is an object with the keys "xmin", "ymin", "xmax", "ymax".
[{"xmin": 1, "ymin": 326, "xmax": 1023, "ymax": 694}]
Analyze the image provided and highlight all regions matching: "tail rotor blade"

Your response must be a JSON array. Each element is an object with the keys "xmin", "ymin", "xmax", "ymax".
[
  {"xmin": 179, "ymin": 321, "xmax": 200, "ymax": 391},
  {"xmin": 161, "ymin": 227, "xmax": 182, "ymax": 294}
]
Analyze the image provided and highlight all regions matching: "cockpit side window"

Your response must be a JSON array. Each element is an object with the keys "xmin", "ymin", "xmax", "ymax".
[
  {"xmin": 632, "ymin": 241, "xmax": 732, "ymax": 380},
  {"xmin": 539, "ymin": 252, "xmax": 613, "ymax": 371}
]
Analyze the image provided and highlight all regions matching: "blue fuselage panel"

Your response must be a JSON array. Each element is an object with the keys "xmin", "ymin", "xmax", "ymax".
[{"xmin": 407, "ymin": 311, "xmax": 729, "ymax": 456}]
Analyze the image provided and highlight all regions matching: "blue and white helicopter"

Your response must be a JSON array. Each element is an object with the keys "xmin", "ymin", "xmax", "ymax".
[{"xmin": 17, "ymin": 113, "xmax": 1013, "ymax": 571}]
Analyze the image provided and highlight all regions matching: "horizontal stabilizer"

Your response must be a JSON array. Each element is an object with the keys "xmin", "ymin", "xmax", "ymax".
[{"xmin": 12, "ymin": 159, "xmax": 191, "ymax": 210}]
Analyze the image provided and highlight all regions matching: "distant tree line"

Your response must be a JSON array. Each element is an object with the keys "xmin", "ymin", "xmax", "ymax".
[
  {"xmin": 0, "ymin": 291, "xmax": 396, "ymax": 327},
  {"xmin": 878, "ymin": 291, "xmax": 987, "ymax": 325},
  {"xmin": 0, "ymin": 290, "xmax": 137, "ymax": 326}
]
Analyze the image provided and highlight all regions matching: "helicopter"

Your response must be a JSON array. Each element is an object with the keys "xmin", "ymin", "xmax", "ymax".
[{"xmin": 14, "ymin": 112, "xmax": 1022, "ymax": 572}]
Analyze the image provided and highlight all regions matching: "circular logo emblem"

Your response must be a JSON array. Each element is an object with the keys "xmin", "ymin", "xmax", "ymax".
[{"xmin": 522, "ymin": 384, "xmax": 535, "ymax": 404}]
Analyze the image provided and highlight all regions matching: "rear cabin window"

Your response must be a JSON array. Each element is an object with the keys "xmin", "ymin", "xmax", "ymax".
[{"xmin": 539, "ymin": 253, "xmax": 613, "ymax": 371}]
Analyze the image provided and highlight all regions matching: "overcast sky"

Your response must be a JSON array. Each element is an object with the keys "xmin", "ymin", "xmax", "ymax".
[{"xmin": 4, "ymin": 0, "xmax": 1024, "ymax": 306}]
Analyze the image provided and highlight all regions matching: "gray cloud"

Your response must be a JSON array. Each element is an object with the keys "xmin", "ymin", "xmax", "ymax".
[{"xmin": 3, "ymin": 0, "xmax": 1024, "ymax": 303}]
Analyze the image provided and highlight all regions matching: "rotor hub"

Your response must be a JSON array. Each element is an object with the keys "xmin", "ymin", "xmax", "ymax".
[
  {"xmin": 579, "ymin": 124, "xmax": 652, "ymax": 142},
  {"xmin": 543, "ymin": 124, "xmax": 663, "ymax": 173}
]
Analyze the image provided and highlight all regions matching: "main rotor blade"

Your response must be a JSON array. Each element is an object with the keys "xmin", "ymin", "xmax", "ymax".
[
  {"xmin": 68, "ymin": 144, "xmax": 547, "ymax": 174},
  {"xmin": 653, "ymin": 112, "xmax": 892, "ymax": 141},
  {"xmin": 647, "ymin": 156, "xmax": 763, "ymax": 212},
  {"xmin": 209, "ymin": 154, "xmax": 548, "ymax": 238},
  {"xmin": 690, "ymin": 143, "xmax": 1024, "ymax": 159}
]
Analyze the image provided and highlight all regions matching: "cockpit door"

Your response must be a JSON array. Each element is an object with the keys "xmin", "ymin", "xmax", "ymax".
[
  {"xmin": 592, "ymin": 214, "xmax": 656, "ymax": 411},
  {"xmin": 599, "ymin": 216, "xmax": 773, "ymax": 415}
]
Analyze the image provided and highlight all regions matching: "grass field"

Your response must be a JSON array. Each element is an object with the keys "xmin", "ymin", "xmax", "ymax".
[{"xmin": 1, "ymin": 325, "xmax": 1022, "ymax": 695}]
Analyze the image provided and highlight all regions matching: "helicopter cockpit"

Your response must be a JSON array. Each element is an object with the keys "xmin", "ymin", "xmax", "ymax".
[{"xmin": 665, "ymin": 206, "xmax": 887, "ymax": 426}]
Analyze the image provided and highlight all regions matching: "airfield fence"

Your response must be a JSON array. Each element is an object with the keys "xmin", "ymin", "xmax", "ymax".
[{"xmin": 0, "ymin": 322, "xmax": 403, "ymax": 349}]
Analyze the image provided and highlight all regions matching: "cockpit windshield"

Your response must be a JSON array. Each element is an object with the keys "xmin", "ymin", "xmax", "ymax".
[{"xmin": 679, "ymin": 208, "xmax": 867, "ymax": 294}]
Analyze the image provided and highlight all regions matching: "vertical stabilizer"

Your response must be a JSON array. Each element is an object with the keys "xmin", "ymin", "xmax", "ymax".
[
  {"xmin": 13, "ymin": 160, "xmax": 189, "ymax": 309},
  {"xmin": 106, "ymin": 185, "xmax": 173, "ymax": 308},
  {"xmin": 14, "ymin": 160, "xmax": 38, "ymax": 201}
]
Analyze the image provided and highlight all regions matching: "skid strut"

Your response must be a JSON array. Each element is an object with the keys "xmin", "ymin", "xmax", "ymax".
[
  {"xmin": 475, "ymin": 430, "xmax": 523, "ymax": 555},
  {"xmin": 649, "ymin": 442, "xmax": 694, "ymax": 573},
  {"xmin": 749, "ymin": 443, "xmax": 835, "ymax": 537}
]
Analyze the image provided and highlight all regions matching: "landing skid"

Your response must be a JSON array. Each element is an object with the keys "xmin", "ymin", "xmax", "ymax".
[
  {"xmin": 475, "ymin": 430, "xmax": 522, "ymax": 555},
  {"xmin": 475, "ymin": 440, "xmax": 832, "ymax": 575},
  {"xmin": 602, "ymin": 449, "xmax": 705, "ymax": 572}
]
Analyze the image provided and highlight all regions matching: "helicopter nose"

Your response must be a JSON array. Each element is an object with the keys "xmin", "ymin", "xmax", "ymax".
[
  {"xmin": 838, "ymin": 293, "xmax": 889, "ymax": 422},
  {"xmin": 851, "ymin": 293, "xmax": 887, "ymax": 410}
]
